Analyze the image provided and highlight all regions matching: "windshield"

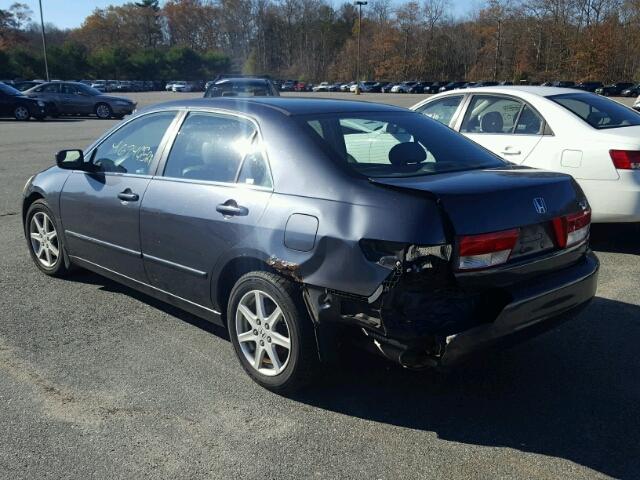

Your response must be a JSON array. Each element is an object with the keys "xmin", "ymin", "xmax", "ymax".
[
  {"xmin": 0, "ymin": 82, "xmax": 23, "ymax": 96},
  {"xmin": 550, "ymin": 92, "xmax": 640, "ymax": 129},
  {"xmin": 300, "ymin": 112, "xmax": 506, "ymax": 178}
]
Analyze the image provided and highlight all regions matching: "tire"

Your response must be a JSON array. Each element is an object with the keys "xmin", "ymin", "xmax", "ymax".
[
  {"xmin": 227, "ymin": 271, "xmax": 319, "ymax": 393},
  {"xmin": 25, "ymin": 200, "xmax": 72, "ymax": 277},
  {"xmin": 13, "ymin": 105, "xmax": 30, "ymax": 121},
  {"xmin": 95, "ymin": 103, "xmax": 112, "ymax": 119}
]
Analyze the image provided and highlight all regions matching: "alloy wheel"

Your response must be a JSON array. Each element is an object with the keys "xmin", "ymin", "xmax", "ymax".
[
  {"xmin": 29, "ymin": 211, "xmax": 59, "ymax": 268},
  {"xmin": 235, "ymin": 289, "xmax": 291, "ymax": 376},
  {"xmin": 96, "ymin": 104, "xmax": 111, "ymax": 119},
  {"xmin": 14, "ymin": 106, "xmax": 29, "ymax": 120}
]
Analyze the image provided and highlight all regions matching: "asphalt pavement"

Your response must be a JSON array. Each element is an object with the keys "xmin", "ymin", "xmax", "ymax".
[{"xmin": 0, "ymin": 91, "xmax": 639, "ymax": 479}]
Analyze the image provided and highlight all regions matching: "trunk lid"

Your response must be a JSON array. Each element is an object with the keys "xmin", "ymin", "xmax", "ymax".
[{"xmin": 370, "ymin": 167, "xmax": 585, "ymax": 235}]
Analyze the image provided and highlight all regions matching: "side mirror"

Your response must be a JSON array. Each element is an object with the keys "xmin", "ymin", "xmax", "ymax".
[{"xmin": 55, "ymin": 149, "xmax": 85, "ymax": 170}]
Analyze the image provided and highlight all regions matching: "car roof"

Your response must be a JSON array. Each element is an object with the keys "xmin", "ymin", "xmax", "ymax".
[
  {"xmin": 444, "ymin": 85, "xmax": 582, "ymax": 97},
  {"xmin": 215, "ymin": 78, "xmax": 269, "ymax": 84},
  {"xmin": 145, "ymin": 97, "xmax": 408, "ymax": 117}
]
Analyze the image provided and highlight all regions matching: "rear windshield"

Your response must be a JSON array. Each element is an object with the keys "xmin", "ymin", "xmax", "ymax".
[
  {"xmin": 300, "ymin": 112, "xmax": 506, "ymax": 178},
  {"xmin": 206, "ymin": 80, "xmax": 273, "ymax": 97},
  {"xmin": 550, "ymin": 92, "xmax": 640, "ymax": 129}
]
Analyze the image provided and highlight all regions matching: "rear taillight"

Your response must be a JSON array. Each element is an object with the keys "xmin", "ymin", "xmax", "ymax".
[
  {"xmin": 552, "ymin": 209, "xmax": 591, "ymax": 248},
  {"xmin": 457, "ymin": 229, "xmax": 519, "ymax": 271},
  {"xmin": 610, "ymin": 150, "xmax": 640, "ymax": 170}
]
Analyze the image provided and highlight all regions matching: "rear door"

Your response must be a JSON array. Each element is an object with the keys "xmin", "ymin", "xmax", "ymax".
[
  {"xmin": 140, "ymin": 111, "xmax": 273, "ymax": 308},
  {"xmin": 60, "ymin": 111, "xmax": 179, "ymax": 280},
  {"xmin": 457, "ymin": 94, "xmax": 544, "ymax": 164}
]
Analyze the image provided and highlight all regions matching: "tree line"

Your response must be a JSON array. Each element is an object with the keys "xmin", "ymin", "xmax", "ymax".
[{"xmin": 1, "ymin": 0, "xmax": 639, "ymax": 83}]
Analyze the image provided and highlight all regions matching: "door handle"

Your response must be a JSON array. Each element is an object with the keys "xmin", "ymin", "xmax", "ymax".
[
  {"xmin": 118, "ymin": 189, "xmax": 139, "ymax": 202},
  {"xmin": 501, "ymin": 148, "xmax": 522, "ymax": 156},
  {"xmin": 216, "ymin": 200, "xmax": 248, "ymax": 217}
]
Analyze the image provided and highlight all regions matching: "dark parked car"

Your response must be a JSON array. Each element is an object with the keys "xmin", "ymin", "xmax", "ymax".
[
  {"xmin": 0, "ymin": 82, "xmax": 47, "ymax": 120},
  {"xmin": 408, "ymin": 82, "xmax": 433, "ymax": 93},
  {"xmin": 381, "ymin": 83, "xmax": 397, "ymax": 93},
  {"xmin": 204, "ymin": 77, "xmax": 279, "ymax": 97},
  {"xmin": 595, "ymin": 82, "xmax": 634, "ymax": 96},
  {"xmin": 280, "ymin": 80, "xmax": 297, "ymax": 91},
  {"xmin": 574, "ymin": 81, "xmax": 604, "ymax": 92},
  {"xmin": 24, "ymin": 81, "xmax": 136, "ymax": 119},
  {"xmin": 439, "ymin": 81, "xmax": 466, "ymax": 92},
  {"xmin": 424, "ymin": 81, "xmax": 448, "ymax": 94},
  {"xmin": 22, "ymin": 97, "xmax": 599, "ymax": 392},
  {"xmin": 369, "ymin": 81, "xmax": 390, "ymax": 93},
  {"xmin": 621, "ymin": 84, "xmax": 640, "ymax": 97}
]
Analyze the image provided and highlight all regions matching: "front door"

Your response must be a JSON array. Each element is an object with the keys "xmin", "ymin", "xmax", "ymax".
[
  {"xmin": 140, "ymin": 111, "xmax": 273, "ymax": 307},
  {"xmin": 60, "ymin": 111, "xmax": 178, "ymax": 280},
  {"xmin": 458, "ymin": 94, "xmax": 544, "ymax": 164}
]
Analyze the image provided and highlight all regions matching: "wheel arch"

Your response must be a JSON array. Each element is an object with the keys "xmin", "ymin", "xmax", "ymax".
[
  {"xmin": 22, "ymin": 191, "xmax": 45, "ymax": 225},
  {"xmin": 214, "ymin": 255, "xmax": 277, "ymax": 324}
]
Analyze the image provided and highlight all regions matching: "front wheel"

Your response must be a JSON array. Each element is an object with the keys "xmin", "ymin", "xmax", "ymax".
[
  {"xmin": 14, "ymin": 105, "xmax": 30, "ymax": 121},
  {"xmin": 95, "ymin": 103, "xmax": 112, "ymax": 119},
  {"xmin": 25, "ymin": 200, "xmax": 72, "ymax": 277},
  {"xmin": 227, "ymin": 271, "xmax": 319, "ymax": 393}
]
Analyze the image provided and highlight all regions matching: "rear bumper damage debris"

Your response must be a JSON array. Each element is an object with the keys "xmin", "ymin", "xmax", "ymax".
[{"xmin": 304, "ymin": 250, "xmax": 599, "ymax": 369}]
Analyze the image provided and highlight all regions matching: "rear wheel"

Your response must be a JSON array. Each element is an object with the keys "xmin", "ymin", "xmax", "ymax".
[
  {"xmin": 13, "ymin": 105, "xmax": 30, "ymax": 121},
  {"xmin": 227, "ymin": 271, "xmax": 318, "ymax": 393},
  {"xmin": 95, "ymin": 103, "xmax": 112, "ymax": 119},
  {"xmin": 25, "ymin": 200, "xmax": 71, "ymax": 277}
]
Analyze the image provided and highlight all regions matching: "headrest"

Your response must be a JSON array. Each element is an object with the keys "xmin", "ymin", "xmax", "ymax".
[
  {"xmin": 480, "ymin": 111, "xmax": 504, "ymax": 133},
  {"xmin": 388, "ymin": 142, "xmax": 427, "ymax": 166}
]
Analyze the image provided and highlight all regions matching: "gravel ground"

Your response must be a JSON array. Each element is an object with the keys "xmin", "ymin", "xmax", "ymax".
[{"xmin": 0, "ymin": 91, "xmax": 639, "ymax": 480}]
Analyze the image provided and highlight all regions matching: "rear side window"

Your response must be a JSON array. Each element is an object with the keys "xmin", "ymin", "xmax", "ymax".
[
  {"xmin": 163, "ymin": 112, "xmax": 271, "ymax": 187},
  {"xmin": 461, "ymin": 95, "xmax": 524, "ymax": 134},
  {"xmin": 416, "ymin": 95, "xmax": 463, "ymax": 126},
  {"xmin": 549, "ymin": 92, "xmax": 640, "ymax": 129}
]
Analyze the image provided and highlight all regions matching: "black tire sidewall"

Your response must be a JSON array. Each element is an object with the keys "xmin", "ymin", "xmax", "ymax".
[
  {"xmin": 227, "ymin": 272, "xmax": 312, "ymax": 392},
  {"xmin": 25, "ymin": 200, "xmax": 67, "ymax": 276}
]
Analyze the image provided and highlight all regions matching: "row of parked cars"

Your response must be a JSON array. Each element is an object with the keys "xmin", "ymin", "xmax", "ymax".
[
  {"xmin": 0, "ymin": 80, "xmax": 136, "ymax": 120},
  {"xmin": 306, "ymin": 80, "xmax": 640, "ymax": 96}
]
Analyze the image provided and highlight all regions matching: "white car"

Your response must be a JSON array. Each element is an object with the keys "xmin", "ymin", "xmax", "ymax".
[
  {"xmin": 633, "ymin": 95, "xmax": 640, "ymax": 111},
  {"xmin": 313, "ymin": 82, "xmax": 331, "ymax": 92},
  {"xmin": 171, "ymin": 81, "xmax": 194, "ymax": 92},
  {"xmin": 411, "ymin": 86, "xmax": 640, "ymax": 222}
]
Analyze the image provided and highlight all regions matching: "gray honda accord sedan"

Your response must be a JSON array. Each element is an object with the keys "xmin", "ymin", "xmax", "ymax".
[{"xmin": 22, "ymin": 98, "xmax": 599, "ymax": 392}]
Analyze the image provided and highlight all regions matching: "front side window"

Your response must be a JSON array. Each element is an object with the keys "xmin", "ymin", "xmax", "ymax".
[
  {"xmin": 39, "ymin": 83, "xmax": 60, "ymax": 94},
  {"xmin": 461, "ymin": 95, "xmax": 525, "ymax": 134},
  {"xmin": 550, "ymin": 92, "xmax": 640, "ymax": 129},
  {"xmin": 91, "ymin": 111, "xmax": 177, "ymax": 174},
  {"xmin": 163, "ymin": 112, "xmax": 270, "ymax": 186},
  {"xmin": 416, "ymin": 95, "xmax": 463, "ymax": 126},
  {"xmin": 301, "ymin": 111, "xmax": 505, "ymax": 178}
]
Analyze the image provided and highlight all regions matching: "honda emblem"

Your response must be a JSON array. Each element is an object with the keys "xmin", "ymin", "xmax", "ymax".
[{"xmin": 533, "ymin": 197, "xmax": 547, "ymax": 214}]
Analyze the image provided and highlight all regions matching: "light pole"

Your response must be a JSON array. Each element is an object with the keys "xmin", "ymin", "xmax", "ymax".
[
  {"xmin": 354, "ymin": 1, "xmax": 367, "ymax": 95},
  {"xmin": 38, "ymin": 0, "xmax": 50, "ymax": 81}
]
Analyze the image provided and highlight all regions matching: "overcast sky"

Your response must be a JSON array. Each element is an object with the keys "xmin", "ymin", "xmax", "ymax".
[{"xmin": 6, "ymin": 0, "xmax": 481, "ymax": 29}]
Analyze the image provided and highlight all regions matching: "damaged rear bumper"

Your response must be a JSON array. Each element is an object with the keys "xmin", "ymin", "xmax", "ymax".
[
  {"xmin": 439, "ymin": 251, "xmax": 599, "ymax": 366},
  {"xmin": 306, "ymin": 251, "xmax": 599, "ymax": 368}
]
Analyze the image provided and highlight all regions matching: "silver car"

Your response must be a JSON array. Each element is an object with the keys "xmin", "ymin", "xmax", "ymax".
[{"xmin": 25, "ymin": 81, "xmax": 136, "ymax": 119}]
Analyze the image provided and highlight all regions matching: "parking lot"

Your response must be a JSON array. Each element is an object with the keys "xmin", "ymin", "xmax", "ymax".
[{"xmin": 1, "ymin": 91, "xmax": 639, "ymax": 479}]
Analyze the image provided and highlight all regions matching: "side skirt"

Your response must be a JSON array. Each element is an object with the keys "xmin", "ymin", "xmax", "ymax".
[{"xmin": 69, "ymin": 255, "xmax": 224, "ymax": 327}]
